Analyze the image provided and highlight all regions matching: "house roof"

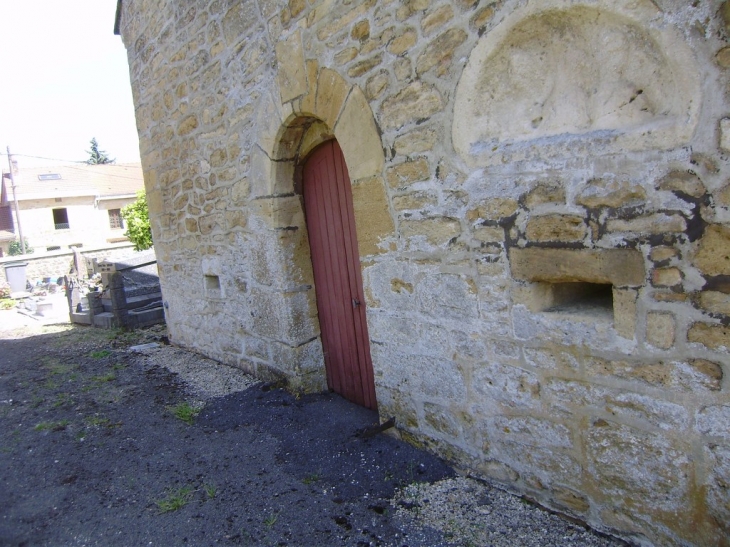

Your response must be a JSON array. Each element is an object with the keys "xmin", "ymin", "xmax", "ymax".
[{"xmin": 1, "ymin": 163, "xmax": 144, "ymax": 202}]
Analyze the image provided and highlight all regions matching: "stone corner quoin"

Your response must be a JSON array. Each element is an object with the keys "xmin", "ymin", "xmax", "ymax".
[{"xmin": 118, "ymin": 1, "xmax": 730, "ymax": 546}]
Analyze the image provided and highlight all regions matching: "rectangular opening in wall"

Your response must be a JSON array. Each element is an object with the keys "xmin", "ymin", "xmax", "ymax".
[
  {"xmin": 543, "ymin": 282, "xmax": 613, "ymax": 318},
  {"xmin": 204, "ymin": 275, "xmax": 220, "ymax": 290},
  {"xmin": 204, "ymin": 274, "xmax": 222, "ymax": 298},
  {"xmin": 53, "ymin": 208, "xmax": 69, "ymax": 230}
]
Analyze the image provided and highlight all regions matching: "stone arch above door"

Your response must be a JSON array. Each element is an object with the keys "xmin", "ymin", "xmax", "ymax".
[{"xmin": 251, "ymin": 60, "xmax": 394, "ymax": 260}]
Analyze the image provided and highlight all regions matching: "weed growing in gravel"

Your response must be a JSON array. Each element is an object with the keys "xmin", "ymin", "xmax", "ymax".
[
  {"xmin": 168, "ymin": 402, "xmax": 201, "ymax": 425},
  {"xmin": 85, "ymin": 415, "xmax": 111, "ymax": 427},
  {"xmin": 90, "ymin": 350, "xmax": 111, "ymax": 359},
  {"xmin": 34, "ymin": 420, "xmax": 69, "ymax": 432},
  {"xmin": 302, "ymin": 473, "xmax": 321, "ymax": 485},
  {"xmin": 53, "ymin": 393, "xmax": 74, "ymax": 408},
  {"xmin": 263, "ymin": 511, "xmax": 280, "ymax": 528},
  {"xmin": 92, "ymin": 373, "xmax": 116, "ymax": 383},
  {"xmin": 203, "ymin": 483, "xmax": 217, "ymax": 499},
  {"xmin": 155, "ymin": 485, "xmax": 194, "ymax": 513}
]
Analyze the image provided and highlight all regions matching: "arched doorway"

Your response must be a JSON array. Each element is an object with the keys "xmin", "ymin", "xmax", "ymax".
[{"xmin": 302, "ymin": 140, "xmax": 377, "ymax": 410}]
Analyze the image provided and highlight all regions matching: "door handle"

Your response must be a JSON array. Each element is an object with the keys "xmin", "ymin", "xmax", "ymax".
[{"xmin": 352, "ymin": 298, "xmax": 361, "ymax": 308}]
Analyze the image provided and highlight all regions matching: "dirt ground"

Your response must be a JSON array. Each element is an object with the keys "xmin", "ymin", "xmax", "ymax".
[{"xmin": 0, "ymin": 314, "xmax": 622, "ymax": 547}]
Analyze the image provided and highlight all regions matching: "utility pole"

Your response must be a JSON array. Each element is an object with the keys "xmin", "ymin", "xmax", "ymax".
[{"xmin": 6, "ymin": 147, "xmax": 26, "ymax": 255}]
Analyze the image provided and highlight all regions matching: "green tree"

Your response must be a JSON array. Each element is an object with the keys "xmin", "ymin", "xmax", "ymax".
[
  {"xmin": 121, "ymin": 191, "xmax": 153, "ymax": 251},
  {"xmin": 8, "ymin": 239, "xmax": 33, "ymax": 256},
  {"xmin": 86, "ymin": 137, "xmax": 115, "ymax": 165}
]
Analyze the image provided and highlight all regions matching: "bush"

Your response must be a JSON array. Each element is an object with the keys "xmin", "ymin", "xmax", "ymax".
[
  {"xmin": 8, "ymin": 239, "xmax": 33, "ymax": 256},
  {"xmin": 121, "ymin": 191, "xmax": 153, "ymax": 251},
  {"xmin": 0, "ymin": 280, "xmax": 10, "ymax": 299}
]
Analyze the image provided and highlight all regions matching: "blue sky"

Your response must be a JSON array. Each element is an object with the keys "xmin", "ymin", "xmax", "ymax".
[{"xmin": 0, "ymin": 2, "xmax": 140, "ymax": 168}]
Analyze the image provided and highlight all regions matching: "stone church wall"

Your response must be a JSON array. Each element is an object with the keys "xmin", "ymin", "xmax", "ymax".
[{"xmin": 118, "ymin": 1, "xmax": 730, "ymax": 544}]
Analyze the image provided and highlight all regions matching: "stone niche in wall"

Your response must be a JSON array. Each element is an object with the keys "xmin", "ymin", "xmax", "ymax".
[{"xmin": 453, "ymin": 0, "xmax": 700, "ymax": 167}]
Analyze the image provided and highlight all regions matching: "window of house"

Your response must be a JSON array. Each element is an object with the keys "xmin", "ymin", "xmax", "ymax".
[
  {"xmin": 108, "ymin": 209, "xmax": 124, "ymax": 229},
  {"xmin": 53, "ymin": 208, "xmax": 69, "ymax": 230}
]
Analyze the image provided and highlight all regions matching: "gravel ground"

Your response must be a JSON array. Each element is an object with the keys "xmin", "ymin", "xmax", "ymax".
[{"xmin": 0, "ymin": 312, "xmax": 624, "ymax": 547}]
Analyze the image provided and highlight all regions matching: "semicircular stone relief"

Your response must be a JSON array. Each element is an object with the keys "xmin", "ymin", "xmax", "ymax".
[{"xmin": 453, "ymin": 5, "xmax": 700, "ymax": 166}]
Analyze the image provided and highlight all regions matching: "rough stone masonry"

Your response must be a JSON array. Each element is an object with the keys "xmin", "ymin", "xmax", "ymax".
[{"xmin": 117, "ymin": 1, "xmax": 729, "ymax": 545}]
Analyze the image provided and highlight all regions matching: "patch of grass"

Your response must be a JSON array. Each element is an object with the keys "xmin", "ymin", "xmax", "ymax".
[
  {"xmin": 92, "ymin": 373, "xmax": 116, "ymax": 383},
  {"xmin": 168, "ymin": 402, "xmax": 201, "ymax": 425},
  {"xmin": 89, "ymin": 349, "xmax": 111, "ymax": 359},
  {"xmin": 85, "ymin": 415, "xmax": 111, "ymax": 427},
  {"xmin": 42, "ymin": 379, "xmax": 59, "ymax": 390},
  {"xmin": 263, "ymin": 511, "xmax": 280, "ymax": 528},
  {"xmin": 203, "ymin": 483, "xmax": 217, "ymax": 499},
  {"xmin": 34, "ymin": 420, "xmax": 69, "ymax": 432},
  {"xmin": 155, "ymin": 485, "xmax": 194, "ymax": 513},
  {"xmin": 53, "ymin": 393, "xmax": 74, "ymax": 408},
  {"xmin": 302, "ymin": 473, "xmax": 321, "ymax": 485},
  {"xmin": 47, "ymin": 363, "xmax": 77, "ymax": 376},
  {"xmin": 0, "ymin": 298, "xmax": 16, "ymax": 310}
]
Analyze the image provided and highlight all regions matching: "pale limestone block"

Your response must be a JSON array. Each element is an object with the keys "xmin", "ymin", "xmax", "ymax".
[
  {"xmin": 401, "ymin": 217, "xmax": 461, "ymax": 248},
  {"xmin": 552, "ymin": 486, "xmax": 590, "ymax": 514},
  {"xmin": 651, "ymin": 267, "xmax": 682, "ymax": 288},
  {"xmin": 335, "ymin": 86, "xmax": 384, "ymax": 181},
  {"xmin": 255, "ymin": 90, "xmax": 286, "ymax": 159},
  {"xmin": 365, "ymin": 70, "xmax": 390, "ymax": 100},
  {"xmin": 545, "ymin": 378, "xmax": 688, "ymax": 430},
  {"xmin": 688, "ymin": 322, "xmax": 730, "ymax": 350},
  {"xmin": 417, "ymin": 273, "xmax": 478, "ymax": 321},
  {"xmin": 488, "ymin": 416, "xmax": 573, "ymax": 449},
  {"xmin": 524, "ymin": 183, "xmax": 566, "ymax": 208},
  {"xmin": 470, "ymin": 6, "xmax": 496, "ymax": 30},
  {"xmin": 249, "ymin": 147, "xmax": 292, "ymax": 197},
  {"xmin": 416, "ymin": 28, "xmax": 467, "ymax": 76},
  {"xmin": 347, "ymin": 54, "xmax": 383, "ymax": 78},
  {"xmin": 650, "ymin": 246, "xmax": 678, "ymax": 263},
  {"xmin": 351, "ymin": 175, "xmax": 394, "ymax": 256},
  {"xmin": 699, "ymin": 291, "xmax": 730, "ymax": 315},
  {"xmin": 697, "ymin": 405, "xmax": 730, "ymax": 440},
  {"xmin": 493, "ymin": 441, "xmax": 582, "ymax": 488},
  {"xmin": 315, "ymin": 0, "xmax": 376, "ymax": 41},
  {"xmin": 351, "ymin": 19, "xmax": 370, "ymax": 41},
  {"xmin": 297, "ymin": 59, "xmax": 319, "ymax": 116},
  {"xmin": 251, "ymin": 196, "xmax": 305, "ymax": 230},
  {"xmin": 466, "ymin": 198, "xmax": 519, "ymax": 221},
  {"xmin": 393, "ymin": 127, "xmax": 438, "ymax": 156},
  {"xmin": 422, "ymin": 5, "xmax": 454, "ymax": 35},
  {"xmin": 704, "ymin": 444, "xmax": 730, "ymax": 532},
  {"xmin": 657, "ymin": 171, "xmax": 706, "ymax": 198},
  {"xmin": 379, "ymin": 81, "xmax": 444, "ymax": 130},
  {"xmin": 392, "ymin": 191, "xmax": 437, "ymax": 211},
  {"xmin": 575, "ymin": 179, "xmax": 646, "ymax": 209},
  {"xmin": 509, "ymin": 248, "xmax": 645, "ymax": 286},
  {"xmin": 721, "ymin": 118, "xmax": 730, "ymax": 152},
  {"xmin": 386, "ymin": 158, "xmax": 430, "ymax": 189},
  {"xmin": 299, "ymin": 121, "xmax": 333, "ymax": 159},
  {"xmin": 613, "ymin": 288, "xmax": 637, "ymax": 339},
  {"xmin": 694, "ymin": 224, "xmax": 730, "ymax": 276},
  {"xmin": 221, "ymin": 2, "xmax": 258, "ymax": 47},
  {"xmin": 523, "ymin": 347, "xmax": 580, "ymax": 371},
  {"xmin": 646, "ymin": 311, "xmax": 676, "ymax": 350},
  {"xmin": 525, "ymin": 214, "xmax": 587, "ymax": 243},
  {"xmin": 585, "ymin": 420, "xmax": 689, "ymax": 512},
  {"xmin": 606, "ymin": 214, "xmax": 687, "ymax": 234},
  {"xmin": 387, "ymin": 27, "xmax": 417, "ymax": 56},
  {"xmin": 423, "ymin": 402, "xmax": 461, "ymax": 438},
  {"xmin": 471, "ymin": 362, "xmax": 540, "ymax": 411},
  {"xmin": 334, "ymin": 47, "xmax": 358, "ymax": 65},
  {"xmin": 472, "ymin": 225, "xmax": 504, "ymax": 243},
  {"xmin": 314, "ymin": 68, "xmax": 351, "ymax": 129}
]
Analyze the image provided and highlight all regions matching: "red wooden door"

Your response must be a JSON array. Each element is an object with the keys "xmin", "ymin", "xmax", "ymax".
[{"xmin": 303, "ymin": 140, "xmax": 377, "ymax": 410}]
